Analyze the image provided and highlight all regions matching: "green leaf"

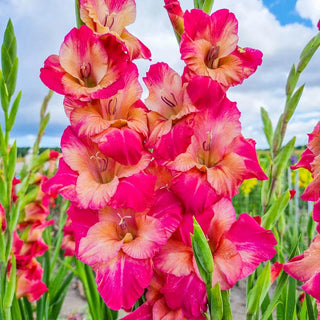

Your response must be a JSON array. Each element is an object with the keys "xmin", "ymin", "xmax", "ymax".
[
  {"xmin": 31, "ymin": 149, "xmax": 50, "ymax": 172},
  {"xmin": 191, "ymin": 217, "xmax": 214, "ymax": 285},
  {"xmin": 297, "ymin": 33, "xmax": 320, "ymax": 73},
  {"xmin": 3, "ymin": 255, "xmax": 16, "ymax": 309},
  {"xmin": 39, "ymin": 113, "xmax": 50, "ymax": 137},
  {"xmin": 201, "ymin": 0, "xmax": 214, "ymax": 13},
  {"xmin": 0, "ymin": 175, "xmax": 6, "ymax": 206},
  {"xmin": 285, "ymin": 64, "xmax": 298, "ymax": 97},
  {"xmin": 285, "ymin": 276, "xmax": 296, "ymax": 320},
  {"xmin": 7, "ymin": 90, "xmax": 21, "ymax": 131},
  {"xmin": 272, "ymin": 137, "xmax": 296, "ymax": 182},
  {"xmin": 261, "ymin": 107, "xmax": 273, "ymax": 150},
  {"xmin": 305, "ymin": 294, "xmax": 315, "ymax": 320},
  {"xmin": 194, "ymin": 0, "xmax": 200, "ymax": 9},
  {"xmin": 284, "ymin": 84, "xmax": 304, "ymax": 121},
  {"xmin": 272, "ymin": 113, "xmax": 284, "ymax": 154},
  {"xmin": 261, "ymin": 190, "xmax": 290, "ymax": 230},
  {"xmin": 0, "ymin": 72, "xmax": 9, "ymax": 112},
  {"xmin": 260, "ymin": 239, "xmax": 299, "ymax": 320},
  {"xmin": 209, "ymin": 283, "xmax": 223, "ymax": 320},
  {"xmin": 7, "ymin": 140, "xmax": 17, "ymax": 182},
  {"xmin": 247, "ymin": 262, "xmax": 271, "ymax": 316},
  {"xmin": 1, "ymin": 19, "xmax": 18, "ymax": 98},
  {"xmin": 221, "ymin": 290, "xmax": 232, "ymax": 320},
  {"xmin": 0, "ymin": 123, "xmax": 6, "ymax": 157},
  {"xmin": 5, "ymin": 57, "xmax": 18, "ymax": 97}
]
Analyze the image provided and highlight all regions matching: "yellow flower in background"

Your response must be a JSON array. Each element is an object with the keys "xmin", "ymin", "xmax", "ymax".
[
  {"xmin": 298, "ymin": 168, "xmax": 312, "ymax": 189},
  {"xmin": 241, "ymin": 178, "xmax": 258, "ymax": 196}
]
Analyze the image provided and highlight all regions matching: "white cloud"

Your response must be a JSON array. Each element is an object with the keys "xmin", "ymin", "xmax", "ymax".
[{"xmin": 296, "ymin": 0, "xmax": 320, "ymax": 27}]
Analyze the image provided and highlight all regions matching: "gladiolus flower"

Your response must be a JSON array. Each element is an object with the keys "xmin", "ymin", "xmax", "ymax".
[
  {"xmin": 79, "ymin": 0, "xmax": 151, "ymax": 60},
  {"xmin": 50, "ymin": 126, "xmax": 154, "ymax": 211},
  {"xmin": 284, "ymin": 235, "xmax": 320, "ymax": 301},
  {"xmin": 180, "ymin": 9, "xmax": 262, "ymax": 90},
  {"xmin": 143, "ymin": 62, "xmax": 197, "ymax": 160},
  {"xmin": 65, "ymin": 64, "xmax": 148, "ymax": 142},
  {"xmin": 291, "ymin": 122, "xmax": 320, "ymax": 232},
  {"xmin": 40, "ymin": 25, "xmax": 131, "ymax": 102},
  {"xmin": 69, "ymin": 192, "xmax": 182, "ymax": 310},
  {"xmin": 164, "ymin": 0, "xmax": 185, "ymax": 42},
  {"xmin": 16, "ymin": 258, "xmax": 48, "ymax": 302},
  {"xmin": 168, "ymin": 77, "xmax": 267, "ymax": 212}
]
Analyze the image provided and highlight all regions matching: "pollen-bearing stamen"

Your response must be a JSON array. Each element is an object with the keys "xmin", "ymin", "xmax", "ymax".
[
  {"xmin": 117, "ymin": 213, "xmax": 133, "ymax": 243},
  {"xmin": 161, "ymin": 92, "xmax": 177, "ymax": 108},
  {"xmin": 202, "ymin": 131, "xmax": 213, "ymax": 151},
  {"xmin": 90, "ymin": 151, "xmax": 108, "ymax": 172},
  {"xmin": 107, "ymin": 97, "xmax": 118, "ymax": 115},
  {"xmin": 206, "ymin": 46, "xmax": 220, "ymax": 69},
  {"xmin": 80, "ymin": 62, "xmax": 91, "ymax": 79}
]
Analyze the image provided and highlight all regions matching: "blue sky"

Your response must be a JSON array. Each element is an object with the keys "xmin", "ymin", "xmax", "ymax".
[
  {"xmin": 0, "ymin": 0, "xmax": 320, "ymax": 149},
  {"xmin": 263, "ymin": 0, "xmax": 313, "ymax": 27}
]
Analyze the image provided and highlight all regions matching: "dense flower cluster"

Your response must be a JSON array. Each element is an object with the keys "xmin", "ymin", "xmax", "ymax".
[
  {"xmin": 7, "ymin": 174, "xmax": 56, "ymax": 302},
  {"xmin": 284, "ymin": 122, "xmax": 320, "ymax": 303},
  {"xmin": 41, "ymin": 0, "xmax": 277, "ymax": 318}
]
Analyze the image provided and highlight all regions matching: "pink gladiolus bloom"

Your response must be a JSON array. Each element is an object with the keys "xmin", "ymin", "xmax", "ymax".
[
  {"xmin": 156, "ymin": 198, "xmax": 276, "ymax": 292},
  {"xmin": 61, "ymin": 217, "xmax": 76, "ymax": 256},
  {"xmin": 79, "ymin": 0, "xmax": 151, "ymax": 60},
  {"xmin": 168, "ymin": 77, "xmax": 267, "ymax": 212},
  {"xmin": 207, "ymin": 199, "xmax": 277, "ymax": 289},
  {"xmin": 284, "ymin": 235, "xmax": 320, "ymax": 301},
  {"xmin": 144, "ymin": 63, "xmax": 197, "ymax": 160},
  {"xmin": 180, "ymin": 9, "xmax": 262, "ymax": 90},
  {"xmin": 40, "ymin": 25, "xmax": 131, "ymax": 102},
  {"xmin": 66, "ymin": 64, "xmax": 148, "ymax": 142},
  {"xmin": 0, "ymin": 203, "xmax": 6, "ymax": 231},
  {"xmin": 16, "ymin": 258, "xmax": 48, "ymax": 302},
  {"xmin": 72, "ymin": 196, "xmax": 181, "ymax": 310},
  {"xmin": 164, "ymin": 0, "xmax": 185, "ymax": 41},
  {"xmin": 271, "ymin": 262, "xmax": 283, "ymax": 284},
  {"xmin": 55, "ymin": 126, "xmax": 153, "ymax": 211},
  {"xmin": 291, "ymin": 122, "xmax": 320, "ymax": 231},
  {"xmin": 121, "ymin": 270, "xmax": 206, "ymax": 320},
  {"xmin": 318, "ymin": 20, "xmax": 320, "ymax": 31}
]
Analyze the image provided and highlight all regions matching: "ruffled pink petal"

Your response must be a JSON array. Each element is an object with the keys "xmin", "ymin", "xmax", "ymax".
[
  {"xmin": 78, "ymin": 221, "xmax": 123, "ymax": 265},
  {"xmin": 161, "ymin": 273, "xmax": 207, "ymax": 318},
  {"xmin": 41, "ymin": 158, "xmax": 78, "ymax": 201},
  {"xmin": 120, "ymin": 29, "xmax": 151, "ymax": 60},
  {"xmin": 122, "ymin": 215, "xmax": 167, "ymax": 259},
  {"xmin": 147, "ymin": 189, "xmax": 182, "ymax": 238},
  {"xmin": 208, "ymin": 198, "xmax": 236, "ymax": 247},
  {"xmin": 76, "ymin": 171, "xmax": 119, "ymax": 209},
  {"xmin": 212, "ymin": 237, "xmax": 242, "ymax": 289},
  {"xmin": 120, "ymin": 303, "xmax": 153, "ymax": 320},
  {"xmin": 98, "ymin": 127, "xmax": 145, "ymax": 166},
  {"xmin": 144, "ymin": 63, "xmax": 195, "ymax": 120},
  {"xmin": 153, "ymin": 116, "xmax": 194, "ymax": 162},
  {"xmin": 302, "ymin": 273, "xmax": 320, "ymax": 301},
  {"xmin": 153, "ymin": 239, "xmax": 194, "ymax": 277},
  {"xmin": 284, "ymin": 235, "xmax": 320, "ymax": 283},
  {"xmin": 153, "ymin": 298, "xmax": 185, "ymax": 320},
  {"xmin": 67, "ymin": 204, "xmax": 99, "ymax": 253},
  {"xmin": 226, "ymin": 213, "xmax": 277, "ymax": 278},
  {"xmin": 95, "ymin": 252, "xmax": 153, "ymax": 310},
  {"xmin": 40, "ymin": 55, "xmax": 65, "ymax": 95},
  {"xmin": 183, "ymin": 9, "xmax": 238, "ymax": 56},
  {"xmin": 110, "ymin": 172, "xmax": 156, "ymax": 211},
  {"xmin": 171, "ymin": 170, "xmax": 220, "ymax": 213}
]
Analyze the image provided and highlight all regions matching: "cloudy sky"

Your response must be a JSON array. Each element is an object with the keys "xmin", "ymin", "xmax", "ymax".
[{"xmin": 0, "ymin": 0, "xmax": 320, "ymax": 149}]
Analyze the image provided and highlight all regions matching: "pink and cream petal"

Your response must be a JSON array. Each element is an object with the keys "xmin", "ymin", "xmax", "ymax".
[{"xmin": 95, "ymin": 252, "xmax": 153, "ymax": 310}]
